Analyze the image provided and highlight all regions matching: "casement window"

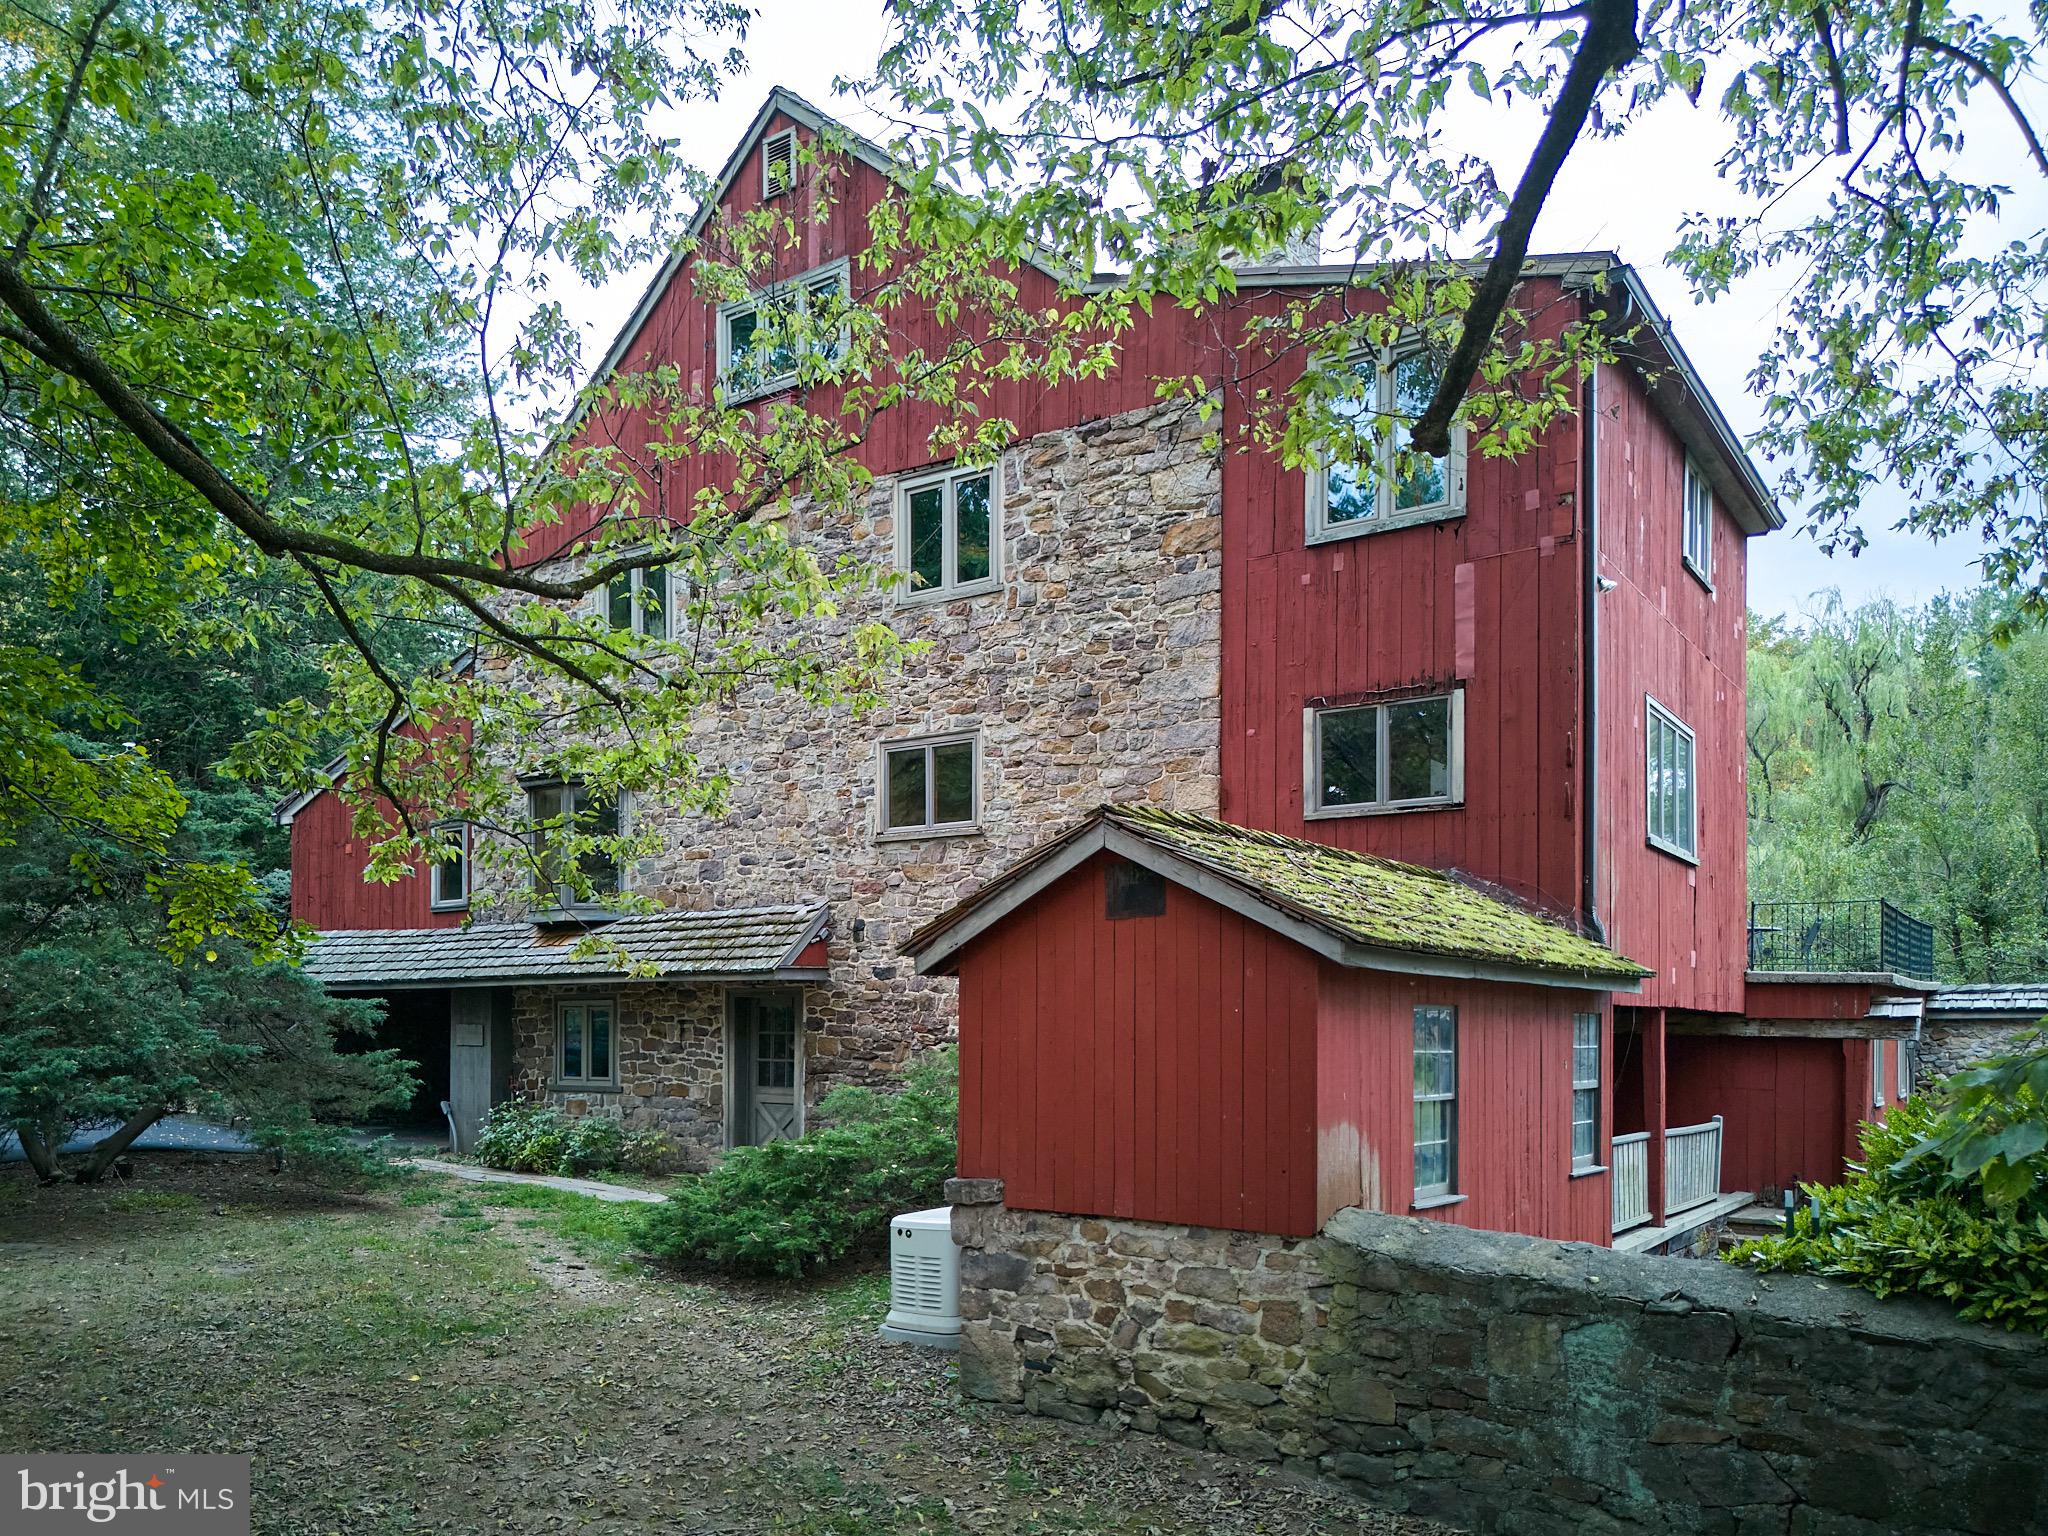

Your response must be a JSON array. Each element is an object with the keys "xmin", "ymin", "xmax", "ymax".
[
  {"xmin": 429, "ymin": 820, "xmax": 469, "ymax": 911},
  {"xmin": 761, "ymin": 127, "xmax": 797, "ymax": 198},
  {"xmin": 1682, "ymin": 458, "xmax": 1713, "ymax": 586},
  {"xmin": 716, "ymin": 259, "xmax": 849, "ymax": 398},
  {"xmin": 526, "ymin": 780, "xmax": 622, "ymax": 909},
  {"xmin": 1571, "ymin": 1012, "xmax": 1601, "ymax": 1171},
  {"xmin": 1306, "ymin": 346, "xmax": 1465, "ymax": 542},
  {"xmin": 1872, "ymin": 1040, "xmax": 1886, "ymax": 1110},
  {"xmin": 899, "ymin": 465, "xmax": 998, "ymax": 601},
  {"xmin": 1305, "ymin": 690, "xmax": 1464, "ymax": 817},
  {"xmin": 878, "ymin": 732, "xmax": 978, "ymax": 837},
  {"xmin": 1897, "ymin": 1039, "xmax": 1914, "ymax": 1101},
  {"xmin": 556, "ymin": 999, "xmax": 617, "ymax": 1088},
  {"xmin": 1413, "ymin": 1005, "xmax": 1459, "ymax": 1202},
  {"xmin": 1645, "ymin": 698, "xmax": 1697, "ymax": 861},
  {"xmin": 605, "ymin": 563, "xmax": 671, "ymax": 639}
]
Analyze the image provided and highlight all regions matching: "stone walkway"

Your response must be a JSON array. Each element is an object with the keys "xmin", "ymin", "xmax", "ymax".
[{"xmin": 402, "ymin": 1159, "xmax": 667, "ymax": 1203}]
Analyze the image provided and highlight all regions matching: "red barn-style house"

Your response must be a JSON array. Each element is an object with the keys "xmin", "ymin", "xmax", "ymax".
[{"xmin": 283, "ymin": 88, "xmax": 1932, "ymax": 1229}]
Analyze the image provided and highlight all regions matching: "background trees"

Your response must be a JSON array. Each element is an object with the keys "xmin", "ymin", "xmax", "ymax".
[{"xmin": 1749, "ymin": 589, "xmax": 2048, "ymax": 981}]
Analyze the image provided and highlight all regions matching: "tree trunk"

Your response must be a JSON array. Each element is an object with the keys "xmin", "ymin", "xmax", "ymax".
[
  {"xmin": 72, "ymin": 1105, "xmax": 168, "ymax": 1184},
  {"xmin": 14, "ymin": 1123, "xmax": 63, "ymax": 1183}
]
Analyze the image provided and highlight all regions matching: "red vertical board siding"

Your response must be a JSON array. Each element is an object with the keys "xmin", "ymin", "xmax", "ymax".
[
  {"xmin": 1665, "ymin": 1033, "xmax": 1857, "ymax": 1195},
  {"xmin": 952, "ymin": 854, "xmax": 1321, "ymax": 1236},
  {"xmin": 287, "ymin": 787, "xmax": 461, "ymax": 931},
  {"xmin": 1593, "ymin": 362, "xmax": 1750, "ymax": 1013},
  {"xmin": 1315, "ymin": 966, "xmax": 1611, "ymax": 1245}
]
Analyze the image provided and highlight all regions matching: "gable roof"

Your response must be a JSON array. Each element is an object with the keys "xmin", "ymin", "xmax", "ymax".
[
  {"xmin": 905, "ymin": 804, "xmax": 1646, "ymax": 991},
  {"xmin": 302, "ymin": 903, "xmax": 829, "ymax": 991}
]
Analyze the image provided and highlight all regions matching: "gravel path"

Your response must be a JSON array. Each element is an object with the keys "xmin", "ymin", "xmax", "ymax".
[{"xmin": 402, "ymin": 1157, "xmax": 668, "ymax": 1202}]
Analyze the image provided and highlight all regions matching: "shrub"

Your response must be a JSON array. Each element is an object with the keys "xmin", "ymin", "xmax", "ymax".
[
  {"xmin": 1729, "ymin": 1058, "xmax": 2048, "ymax": 1333},
  {"xmin": 473, "ymin": 1101, "xmax": 573, "ymax": 1175},
  {"xmin": 560, "ymin": 1115, "xmax": 626, "ymax": 1177},
  {"xmin": 634, "ymin": 1048, "xmax": 956, "ymax": 1277},
  {"xmin": 619, "ymin": 1128, "xmax": 676, "ymax": 1176}
]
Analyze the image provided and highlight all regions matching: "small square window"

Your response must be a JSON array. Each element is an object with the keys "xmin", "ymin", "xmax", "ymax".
[
  {"xmin": 557, "ymin": 999, "xmax": 617, "ymax": 1087},
  {"xmin": 1105, "ymin": 861, "xmax": 1166, "ymax": 920},
  {"xmin": 1645, "ymin": 698, "xmax": 1697, "ymax": 861},
  {"xmin": 1308, "ymin": 346, "xmax": 1465, "ymax": 542},
  {"xmin": 898, "ymin": 465, "xmax": 998, "ymax": 601},
  {"xmin": 604, "ymin": 563, "xmax": 670, "ymax": 639},
  {"xmin": 880, "ymin": 734, "xmax": 978, "ymax": 836},
  {"xmin": 1683, "ymin": 459, "xmax": 1713, "ymax": 586},
  {"xmin": 1306, "ymin": 692, "xmax": 1462, "ymax": 817},
  {"xmin": 429, "ymin": 820, "xmax": 469, "ymax": 911}
]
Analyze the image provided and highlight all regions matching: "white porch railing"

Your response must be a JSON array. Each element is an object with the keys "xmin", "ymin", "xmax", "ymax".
[
  {"xmin": 1612, "ymin": 1131, "xmax": 1652, "ymax": 1233},
  {"xmin": 1664, "ymin": 1115, "xmax": 1724, "ymax": 1220}
]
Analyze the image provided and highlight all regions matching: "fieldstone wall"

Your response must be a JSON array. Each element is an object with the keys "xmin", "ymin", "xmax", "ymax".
[
  {"xmin": 950, "ymin": 1182, "xmax": 2048, "ymax": 1535},
  {"xmin": 478, "ymin": 397, "xmax": 1223, "ymax": 1132},
  {"xmin": 1916, "ymin": 1017, "xmax": 2037, "ymax": 1092}
]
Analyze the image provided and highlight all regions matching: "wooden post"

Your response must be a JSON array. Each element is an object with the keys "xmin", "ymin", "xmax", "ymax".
[{"xmin": 1640, "ymin": 1007, "xmax": 1667, "ymax": 1222}]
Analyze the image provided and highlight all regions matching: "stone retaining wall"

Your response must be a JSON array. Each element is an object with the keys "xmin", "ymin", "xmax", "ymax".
[
  {"xmin": 950, "ymin": 1180, "xmax": 2046, "ymax": 1534},
  {"xmin": 1916, "ymin": 1017, "xmax": 2037, "ymax": 1092}
]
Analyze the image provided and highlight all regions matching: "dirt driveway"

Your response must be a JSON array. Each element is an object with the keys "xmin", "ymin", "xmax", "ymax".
[{"xmin": 0, "ymin": 1155, "xmax": 1449, "ymax": 1536}]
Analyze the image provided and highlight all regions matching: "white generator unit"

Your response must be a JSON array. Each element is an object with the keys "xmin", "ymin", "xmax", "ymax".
[{"xmin": 879, "ymin": 1205, "xmax": 960, "ymax": 1349}]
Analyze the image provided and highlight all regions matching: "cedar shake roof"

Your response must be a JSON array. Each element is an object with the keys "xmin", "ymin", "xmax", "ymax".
[
  {"xmin": 906, "ymin": 804, "xmax": 1647, "ymax": 990},
  {"xmin": 1928, "ymin": 983, "xmax": 2048, "ymax": 1021},
  {"xmin": 302, "ymin": 904, "xmax": 830, "ymax": 991}
]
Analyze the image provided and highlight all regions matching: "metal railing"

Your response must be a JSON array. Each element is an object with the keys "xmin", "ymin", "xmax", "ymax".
[
  {"xmin": 1612, "ymin": 1131, "xmax": 1652, "ymax": 1233},
  {"xmin": 1747, "ymin": 899, "xmax": 1935, "ymax": 980},
  {"xmin": 1664, "ymin": 1116, "xmax": 1724, "ymax": 1220}
]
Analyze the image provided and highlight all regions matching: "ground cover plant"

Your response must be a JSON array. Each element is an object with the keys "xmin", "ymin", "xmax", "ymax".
[{"xmin": 635, "ymin": 1050, "xmax": 957, "ymax": 1277}]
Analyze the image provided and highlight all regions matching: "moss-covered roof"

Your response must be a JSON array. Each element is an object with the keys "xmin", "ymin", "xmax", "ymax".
[{"xmin": 1103, "ymin": 805, "xmax": 1646, "ymax": 981}]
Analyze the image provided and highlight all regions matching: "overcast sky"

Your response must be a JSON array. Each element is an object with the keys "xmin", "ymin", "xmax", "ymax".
[{"xmin": 572, "ymin": 4, "xmax": 2027, "ymax": 624}]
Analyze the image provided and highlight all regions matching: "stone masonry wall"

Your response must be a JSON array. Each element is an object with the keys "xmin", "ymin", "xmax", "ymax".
[
  {"xmin": 950, "ymin": 1182, "xmax": 2048, "ymax": 1535},
  {"xmin": 484, "ymin": 397, "xmax": 1223, "ymax": 1127},
  {"xmin": 1916, "ymin": 1017, "xmax": 2037, "ymax": 1093}
]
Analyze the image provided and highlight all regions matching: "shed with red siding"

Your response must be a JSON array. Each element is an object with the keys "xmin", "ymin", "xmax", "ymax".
[{"xmin": 908, "ymin": 805, "xmax": 1644, "ymax": 1242}]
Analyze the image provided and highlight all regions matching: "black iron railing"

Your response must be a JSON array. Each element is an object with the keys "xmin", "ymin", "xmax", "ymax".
[{"xmin": 1747, "ymin": 899, "xmax": 1935, "ymax": 980}]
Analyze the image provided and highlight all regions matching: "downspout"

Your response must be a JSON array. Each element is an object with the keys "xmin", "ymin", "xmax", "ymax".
[{"xmin": 1580, "ymin": 358, "xmax": 1605, "ymax": 943}]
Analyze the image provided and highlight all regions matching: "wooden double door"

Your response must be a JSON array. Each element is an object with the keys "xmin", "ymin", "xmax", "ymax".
[{"xmin": 729, "ymin": 991, "xmax": 801, "ymax": 1147}]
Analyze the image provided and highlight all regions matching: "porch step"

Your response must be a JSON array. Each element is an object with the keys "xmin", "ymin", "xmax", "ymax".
[{"xmin": 1612, "ymin": 1190, "xmax": 1754, "ymax": 1256}]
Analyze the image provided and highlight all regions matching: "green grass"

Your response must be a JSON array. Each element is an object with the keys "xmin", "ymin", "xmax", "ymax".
[
  {"xmin": 103, "ymin": 1189, "xmax": 200, "ymax": 1214},
  {"xmin": 436, "ymin": 1181, "xmax": 651, "ymax": 1272}
]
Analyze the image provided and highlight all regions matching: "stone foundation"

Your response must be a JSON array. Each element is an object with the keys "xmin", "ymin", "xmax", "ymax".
[
  {"xmin": 1916, "ymin": 1017, "xmax": 2037, "ymax": 1091},
  {"xmin": 950, "ymin": 1181, "xmax": 2047, "ymax": 1534}
]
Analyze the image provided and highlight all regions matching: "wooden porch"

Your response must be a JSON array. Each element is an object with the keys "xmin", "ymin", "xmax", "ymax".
[
  {"xmin": 1611, "ymin": 1006, "xmax": 1750, "ymax": 1248},
  {"xmin": 1611, "ymin": 1116, "xmax": 1724, "ymax": 1234}
]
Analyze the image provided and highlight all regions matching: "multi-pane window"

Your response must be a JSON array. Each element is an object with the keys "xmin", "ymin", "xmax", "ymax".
[
  {"xmin": 1682, "ymin": 458, "xmax": 1713, "ymax": 584},
  {"xmin": 429, "ymin": 820, "xmax": 469, "ymax": 911},
  {"xmin": 1872, "ymin": 1040, "xmax": 1886, "ymax": 1110},
  {"xmin": 1897, "ymin": 1039, "xmax": 1914, "ymax": 1101},
  {"xmin": 717, "ymin": 261, "xmax": 849, "ymax": 398},
  {"xmin": 556, "ymin": 999, "xmax": 615, "ymax": 1087},
  {"xmin": 880, "ymin": 734, "xmax": 977, "ymax": 835},
  {"xmin": 1413, "ymin": 1005, "xmax": 1458, "ymax": 1201},
  {"xmin": 1308, "ymin": 692, "xmax": 1462, "ymax": 815},
  {"xmin": 900, "ymin": 466, "xmax": 997, "ymax": 600},
  {"xmin": 528, "ymin": 781, "xmax": 621, "ymax": 908},
  {"xmin": 1309, "ymin": 348, "xmax": 1463, "ymax": 540},
  {"xmin": 1645, "ymin": 699, "xmax": 1697, "ymax": 860},
  {"xmin": 1571, "ymin": 1012, "xmax": 1601, "ymax": 1170},
  {"xmin": 605, "ymin": 564, "xmax": 670, "ymax": 639}
]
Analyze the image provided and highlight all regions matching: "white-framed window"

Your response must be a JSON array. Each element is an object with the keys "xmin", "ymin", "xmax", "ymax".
[
  {"xmin": 1645, "ymin": 698, "xmax": 1697, "ymax": 862},
  {"xmin": 526, "ymin": 779, "xmax": 622, "ymax": 909},
  {"xmin": 1413, "ymin": 1005, "xmax": 1458, "ymax": 1201},
  {"xmin": 605, "ymin": 562, "xmax": 671, "ymax": 639},
  {"xmin": 878, "ymin": 732, "xmax": 978, "ymax": 838},
  {"xmin": 1306, "ymin": 346, "xmax": 1466, "ymax": 543},
  {"xmin": 556, "ymin": 998, "xmax": 617, "ymax": 1088},
  {"xmin": 1897, "ymin": 1039, "xmax": 1914, "ymax": 1101},
  {"xmin": 429, "ymin": 820, "xmax": 469, "ymax": 911},
  {"xmin": 716, "ymin": 258, "xmax": 850, "ymax": 399},
  {"xmin": 1571, "ymin": 1012, "xmax": 1600, "ymax": 1171},
  {"xmin": 1872, "ymin": 1039, "xmax": 1886, "ymax": 1110},
  {"xmin": 1305, "ymin": 690, "xmax": 1464, "ymax": 817},
  {"xmin": 898, "ymin": 464, "xmax": 999, "ymax": 602},
  {"xmin": 761, "ymin": 127, "xmax": 797, "ymax": 199},
  {"xmin": 1682, "ymin": 458, "xmax": 1713, "ymax": 586}
]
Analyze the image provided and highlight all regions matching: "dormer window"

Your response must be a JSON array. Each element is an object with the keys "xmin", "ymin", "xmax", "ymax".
[
  {"xmin": 525, "ymin": 779, "xmax": 622, "ymax": 913},
  {"xmin": 762, "ymin": 128, "xmax": 797, "ymax": 198},
  {"xmin": 716, "ymin": 259, "xmax": 850, "ymax": 400}
]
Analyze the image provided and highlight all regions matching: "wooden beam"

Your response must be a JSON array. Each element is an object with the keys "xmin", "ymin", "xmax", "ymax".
[{"xmin": 1670, "ymin": 1014, "xmax": 1915, "ymax": 1042}]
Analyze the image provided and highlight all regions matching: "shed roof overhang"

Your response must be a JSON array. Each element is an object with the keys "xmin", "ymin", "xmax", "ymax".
[{"xmin": 905, "ymin": 806, "xmax": 1645, "ymax": 993}]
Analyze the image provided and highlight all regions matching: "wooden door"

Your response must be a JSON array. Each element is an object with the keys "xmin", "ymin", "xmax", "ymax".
[
  {"xmin": 730, "ymin": 992, "xmax": 801, "ymax": 1147},
  {"xmin": 448, "ymin": 989, "xmax": 495, "ymax": 1152}
]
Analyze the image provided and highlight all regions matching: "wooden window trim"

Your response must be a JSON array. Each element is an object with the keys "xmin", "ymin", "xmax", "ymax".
[
  {"xmin": 553, "ymin": 997, "xmax": 620, "ymax": 1091},
  {"xmin": 714, "ymin": 257, "xmax": 850, "ymax": 402},
  {"xmin": 1303, "ymin": 690, "xmax": 1465, "ymax": 820},
  {"xmin": 1304, "ymin": 344, "xmax": 1468, "ymax": 546},
  {"xmin": 1412, "ymin": 1004, "xmax": 1459, "ymax": 1203},
  {"xmin": 524, "ymin": 779, "xmax": 628, "ymax": 916},
  {"xmin": 875, "ymin": 730, "xmax": 981, "ymax": 841},
  {"xmin": 894, "ymin": 462, "xmax": 1003, "ymax": 605},
  {"xmin": 601, "ymin": 556, "xmax": 672, "ymax": 639},
  {"xmin": 1570, "ymin": 1011, "xmax": 1601, "ymax": 1172},
  {"xmin": 1682, "ymin": 458, "xmax": 1714, "ymax": 591},
  {"xmin": 429, "ymin": 820, "xmax": 470, "ymax": 912},
  {"xmin": 1644, "ymin": 696, "xmax": 1699, "ymax": 864}
]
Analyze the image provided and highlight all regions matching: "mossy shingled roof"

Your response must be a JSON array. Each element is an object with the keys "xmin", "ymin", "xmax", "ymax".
[{"xmin": 1102, "ymin": 805, "xmax": 1647, "ymax": 982}]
